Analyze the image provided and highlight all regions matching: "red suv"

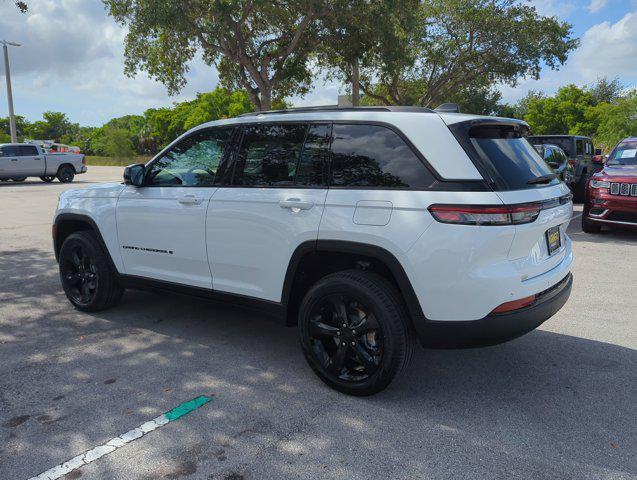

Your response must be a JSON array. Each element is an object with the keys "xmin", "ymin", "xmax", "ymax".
[{"xmin": 582, "ymin": 137, "xmax": 637, "ymax": 233}]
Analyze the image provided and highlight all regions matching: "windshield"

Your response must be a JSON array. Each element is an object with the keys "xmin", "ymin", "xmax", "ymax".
[
  {"xmin": 608, "ymin": 141, "xmax": 637, "ymax": 166},
  {"xmin": 470, "ymin": 125, "xmax": 559, "ymax": 190}
]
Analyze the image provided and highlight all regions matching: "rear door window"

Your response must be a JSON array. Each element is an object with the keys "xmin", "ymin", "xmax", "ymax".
[
  {"xmin": 19, "ymin": 145, "xmax": 38, "ymax": 156},
  {"xmin": 329, "ymin": 124, "xmax": 434, "ymax": 188},
  {"xmin": 469, "ymin": 125, "xmax": 559, "ymax": 190},
  {"xmin": 233, "ymin": 124, "xmax": 307, "ymax": 186}
]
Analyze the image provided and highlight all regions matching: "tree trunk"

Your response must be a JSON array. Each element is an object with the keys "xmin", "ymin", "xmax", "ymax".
[
  {"xmin": 259, "ymin": 88, "xmax": 272, "ymax": 111},
  {"xmin": 351, "ymin": 58, "xmax": 360, "ymax": 107}
]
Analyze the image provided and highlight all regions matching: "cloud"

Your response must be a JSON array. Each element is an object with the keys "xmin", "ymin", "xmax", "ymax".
[
  {"xmin": 0, "ymin": 0, "xmax": 219, "ymax": 125},
  {"xmin": 572, "ymin": 12, "xmax": 637, "ymax": 81},
  {"xmin": 499, "ymin": 11, "xmax": 637, "ymax": 104},
  {"xmin": 587, "ymin": 0, "xmax": 608, "ymax": 13}
]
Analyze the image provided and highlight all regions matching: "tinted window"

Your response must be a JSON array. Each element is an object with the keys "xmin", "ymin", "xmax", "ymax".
[
  {"xmin": 0, "ymin": 145, "xmax": 19, "ymax": 156},
  {"xmin": 147, "ymin": 127, "xmax": 234, "ymax": 187},
  {"xmin": 470, "ymin": 125, "xmax": 558, "ymax": 190},
  {"xmin": 19, "ymin": 145, "xmax": 38, "ymax": 156},
  {"xmin": 576, "ymin": 140, "xmax": 584, "ymax": 156},
  {"xmin": 233, "ymin": 124, "xmax": 307, "ymax": 186},
  {"xmin": 330, "ymin": 124, "xmax": 433, "ymax": 188},
  {"xmin": 296, "ymin": 124, "xmax": 330, "ymax": 186}
]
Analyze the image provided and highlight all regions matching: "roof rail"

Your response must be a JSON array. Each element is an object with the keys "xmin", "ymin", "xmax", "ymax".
[{"xmin": 238, "ymin": 105, "xmax": 434, "ymax": 117}]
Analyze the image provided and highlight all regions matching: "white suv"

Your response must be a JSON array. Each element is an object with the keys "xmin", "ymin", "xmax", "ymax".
[{"xmin": 53, "ymin": 107, "xmax": 573, "ymax": 395}]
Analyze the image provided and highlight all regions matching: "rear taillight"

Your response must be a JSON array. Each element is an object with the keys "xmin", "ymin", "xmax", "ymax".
[
  {"xmin": 82, "ymin": 155, "xmax": 87, "ymax": 166},
  {"xmin": 568, "ymin": 159, "xmax": 577, "ymax": 167},
  {"xmin": 429, "ymin": 203, "xmax": 542, "ymax": 226}
]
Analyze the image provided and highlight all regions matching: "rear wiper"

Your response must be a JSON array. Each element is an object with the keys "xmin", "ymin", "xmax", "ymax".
[{"xmin": 527, "ymin": 173, "xmax": 557, "ymax": 185}]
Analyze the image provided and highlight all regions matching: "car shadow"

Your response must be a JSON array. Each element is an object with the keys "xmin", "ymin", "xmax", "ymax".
[{"xmin": 1, "ymin": 247, "xmax": 635, "ymax": 479}]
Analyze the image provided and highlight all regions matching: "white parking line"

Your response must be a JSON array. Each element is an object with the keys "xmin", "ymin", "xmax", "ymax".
[
  {"xmin": 570, "ymin": 213, "xmax": 582, "ymax": 221},
  {"xmin": 28, "ymin": 395, "xmax": 212, "ymax": 480}
]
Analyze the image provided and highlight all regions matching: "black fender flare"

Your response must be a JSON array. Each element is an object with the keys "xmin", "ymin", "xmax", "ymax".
[
  {"xmin": 53, "ymin": 213, "xmax": 117, "ymax": 273},
  {"xmin": 281, "ymin": 240, "xmax": 425, "ymax": 321}
]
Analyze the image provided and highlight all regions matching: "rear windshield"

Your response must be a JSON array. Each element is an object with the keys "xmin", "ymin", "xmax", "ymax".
[
  {"xmin": 608, "ymin": 141, "xmax": 637, "ymax": 166},
  {"xmin": 470, "ymin": 125, "xmax": 559, "ymax": 190}
]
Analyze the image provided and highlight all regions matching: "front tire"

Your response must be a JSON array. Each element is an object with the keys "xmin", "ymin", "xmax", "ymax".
[
  {"xmin": 298, "ymin": 270, "xmax": 414, "ymax": 396},
  {"xmin": 573, "ymin": 175, "xmax": 587, "ymax": 203},
  {"xmin": 57, "ymin": 165, "xmax": 75, "ymax": 183},
  {"xmin": 40, "ymin": 175, "xmax": 55, "ymax": 183},
  {"xmin": 59, "ymin": 231, "xmax": 124, "ymax": 312},
  {"xmin": 10, "ymin": 177, "xmax": 27, "ymax": 182}
]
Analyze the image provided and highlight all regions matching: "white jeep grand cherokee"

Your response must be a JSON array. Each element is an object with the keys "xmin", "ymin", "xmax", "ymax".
[{"xmin": 53, "ymin": 106, "xmax": 573, "ymax": 395}]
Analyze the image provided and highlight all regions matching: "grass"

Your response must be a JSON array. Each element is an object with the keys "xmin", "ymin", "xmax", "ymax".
[{"xmin": 85, "ymin": 155, "xmax": 152, "ymax": 167}]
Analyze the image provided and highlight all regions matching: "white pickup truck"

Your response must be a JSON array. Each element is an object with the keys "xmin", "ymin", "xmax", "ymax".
[{"xmin": 0, "ymin": 143, "xmax": 86, "ymax": 183}]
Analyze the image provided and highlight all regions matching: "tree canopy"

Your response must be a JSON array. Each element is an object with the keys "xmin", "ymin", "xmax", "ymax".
[{"xmin": 104, "ymin": 0, "xmax": 325, "ymax": 111}]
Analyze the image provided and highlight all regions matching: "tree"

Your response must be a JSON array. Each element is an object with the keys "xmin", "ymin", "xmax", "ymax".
[
  {"xmin": 104, "ymin": 0, "xmax": 326, "ymax": 111},
  {"xmin": 0, "ymin": 115, "xmax": 30, "ymax": 140},
  {"xmin": 103, "ymin": 127, "xmax": 135, "ymax": 159},
  {"xmin": 316, "ymin": 0, "xmax": 419, "ymax": 106},
  {"xmin": 588, "ymin": 77, "xmax": 624, "ymax": 105},
  {"xmin": 24, "ymin": 111, "xmax": 79, "ymax": 141},
  {"xmin": 356, "ymin": 0, "xmax": 578, "ymax": 107}
]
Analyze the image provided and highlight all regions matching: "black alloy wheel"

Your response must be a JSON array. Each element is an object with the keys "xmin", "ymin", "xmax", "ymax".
[
  {"xmin": 57, "ymin": 165, "xmax": 75, "ymax": 183},
  {"xmin": 299, "ymin": 270, "xmax": 414, "ymax": 396},
  {"xmin": 307, "ymin": 294, "xmax": 383, "ymax": 382},
  {"xmin": 61, "ymin": 244, "xmax": 99, "ymax": 306},
  {"xmin": 59, "ymin": 231, "xmax": 124, "ymax": 311}
]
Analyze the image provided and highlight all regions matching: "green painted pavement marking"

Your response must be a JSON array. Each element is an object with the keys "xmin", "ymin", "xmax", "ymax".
[
  {"xmin": 165, "ymin": 394, "xmax": 213, "ymax": 421},
  {"xmin": 29, "ymin": 394, "xmax": 214, "ymax": 480}
]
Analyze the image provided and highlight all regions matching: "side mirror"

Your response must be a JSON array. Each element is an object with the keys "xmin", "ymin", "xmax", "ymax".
[
  {"xmin": 123, "ymin": 163, "xmax": 145, "ymax": 186},
  {"xmin": 594, "ymin": 148, "xmax": 602, "ymax": 156},
  {"xmin": 592, "ymin": 155, "xmax": 604, "ymax": 165}
]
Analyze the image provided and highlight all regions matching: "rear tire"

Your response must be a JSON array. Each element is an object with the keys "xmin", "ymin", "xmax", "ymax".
[
  {"xmin": 10, "ymin": 177, "xmax": 27, "ymax": 182},
  {"xmin": 298, "ymin": 269, "xmax": 415, "ymax": 396},
  {"xmin": 582, "ymin": 216, "xmax": 602, "ymax": 234},
  {"xmin": 59, "ymin": 231, "xmax": 124, "ymax": 312},
  {"xmin": 40, "ymin": 176, "xmax": 55, "ymax": 183},
  {"xmin": 57, "ymin": 165, "xmax": 75, "ymax": 183}
]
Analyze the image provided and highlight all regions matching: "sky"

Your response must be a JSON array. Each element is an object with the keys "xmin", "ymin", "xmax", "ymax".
[{"xmin": 0, "ymin": 0, "xmax": 635, "ymax": 127}]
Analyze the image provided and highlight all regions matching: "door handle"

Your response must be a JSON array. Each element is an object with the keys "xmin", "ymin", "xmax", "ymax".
[
  {"xmin": 10, "ymin": 158, "xmax": 18, "ymax": 161},
  {"xmin": 34, "ymin": 157, "xmax": 41, "ymax": 161},
  {"xmin": 178, "ymin": 195, "xmax": 203, "ymax": 205},
  {"xmin": 279, "ymin": 198, "xmax": 314, "ymax": 211}
]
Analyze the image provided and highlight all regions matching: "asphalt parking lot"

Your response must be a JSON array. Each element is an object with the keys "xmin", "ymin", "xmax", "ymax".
[{"xmin": 1, "ymin": 167, "xmax": 636, "ymax": 480}]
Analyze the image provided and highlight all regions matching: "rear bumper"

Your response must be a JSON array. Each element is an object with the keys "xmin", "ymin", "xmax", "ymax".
[{"xmin": 414, "ymin": 273, "xmax": 573, "ymax": 349}]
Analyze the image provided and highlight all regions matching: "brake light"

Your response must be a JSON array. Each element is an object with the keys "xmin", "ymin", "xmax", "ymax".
[
  {"xmin": 491, "ymin": 295, "xmax": 536, "ymax": 313},
  {"xmin": 82, "ymin": 155, "xmax": 87, "ymax": 166},
  {"xmin": 428, "ymin": 203, "xmax": 542, "ymax": 226},
  {"xmin": 52, "ymin": 223, "xmax": 56, "ymax": 240},
  {"xmin": 568, "ymin": 159, "xmax": 577, "ymax": 167}
]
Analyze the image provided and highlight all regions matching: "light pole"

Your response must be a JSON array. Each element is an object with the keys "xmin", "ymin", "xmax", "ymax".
[{"xmin": 1, "ymin": 40, "xmax": 21, "ymax": 143}]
